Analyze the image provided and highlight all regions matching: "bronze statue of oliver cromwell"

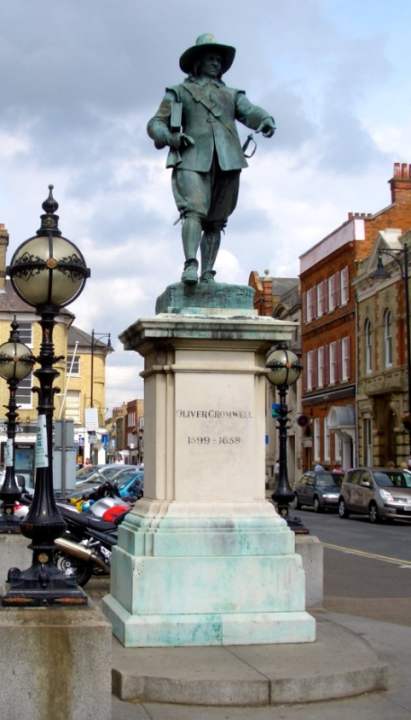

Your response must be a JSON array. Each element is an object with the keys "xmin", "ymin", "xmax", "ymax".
[{"xmin": 147, "ymin": 33, "xmax": 276, "ymax": 285}]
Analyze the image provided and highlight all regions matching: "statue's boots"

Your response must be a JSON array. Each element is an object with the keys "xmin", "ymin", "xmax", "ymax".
[
  {"xmin": 181, "ymin": 259, "xmax": 199, "ymax": 285},
  {"xmin": 181, "ymin": 215, "xmax": 202, "ymax": 285},
  {"xmin": 200, "ymin": 230, "xmax": 221, "ymax": 282}
]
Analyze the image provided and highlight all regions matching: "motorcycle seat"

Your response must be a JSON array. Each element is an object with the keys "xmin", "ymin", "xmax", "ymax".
[{"xmin": 60, "ymin": 506, "xmax": 117, "ymax": 532}]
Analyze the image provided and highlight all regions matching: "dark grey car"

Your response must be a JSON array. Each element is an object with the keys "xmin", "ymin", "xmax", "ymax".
[
  {"xmin": 292, "ymin": 471, "xmax": 342, "ymax": 512},
  {"xmin": 338, "ymin": 467, "xmax": 411, "ymax": 523}
]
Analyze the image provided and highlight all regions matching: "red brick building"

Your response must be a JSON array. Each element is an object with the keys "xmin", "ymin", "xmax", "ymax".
[
  {"xmin": 125, "ymin": 399, "xmax": 144, "ymax": 464},
  {"xmin": 300, "ymin": 163, "xmax": 411, "ymax": 471}
]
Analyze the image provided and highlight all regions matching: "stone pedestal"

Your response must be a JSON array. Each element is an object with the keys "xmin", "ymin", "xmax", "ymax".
[
  {"xmin": 103, "ymin": 314, "xmax": 315, "ymax": 646},
  {"xmin": 0, "ymin": 604, "xmax": 111, "ymax": 720}
]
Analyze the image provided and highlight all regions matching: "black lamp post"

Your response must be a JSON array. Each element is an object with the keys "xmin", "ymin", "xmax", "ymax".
[
  {"xmin": 0, "ymin": 318, "xmax": 35, "ymax": 532},
  {"xmin": 2, "ymin": 186, "xmax": 90, "ymax": 606},
  {"xmin": 372, "ymin": 235, "xmax": 411, "ymax": 453},
  {"xmin": 266, "ymin": 347, "xmax": 307, "ymax": 532}
]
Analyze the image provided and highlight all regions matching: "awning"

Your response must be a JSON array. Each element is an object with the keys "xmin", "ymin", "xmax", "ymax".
[{"xmin": 327, "ymin": 404, "xmax": 355, "ymax": 430}]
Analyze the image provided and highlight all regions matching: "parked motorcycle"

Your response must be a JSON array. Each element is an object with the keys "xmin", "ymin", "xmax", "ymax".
[
  {"xmin": 54, "ymin": 501, "xmax": 127, "ymax": 586},
  {"xmin": 16, "ymin": 481, "xmax": 135, "ymax": 587}
]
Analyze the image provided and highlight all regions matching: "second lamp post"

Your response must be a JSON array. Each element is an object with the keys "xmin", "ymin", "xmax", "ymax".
[
  {"xmin": 266, "ymin": 347, "xmax": 303, "ymax": 526},
  {"xmin": 0, "ymin": 318, "xmax": 35, "ymax": 531}
]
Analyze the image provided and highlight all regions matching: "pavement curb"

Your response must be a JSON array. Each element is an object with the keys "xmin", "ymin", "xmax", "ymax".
[{"xmin": 111, "ymin": 614, "xmax": 389, "ymax": 706}]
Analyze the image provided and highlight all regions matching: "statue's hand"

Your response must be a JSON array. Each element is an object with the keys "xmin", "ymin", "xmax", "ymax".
[
  {"xmin": 168, "ymin": 132, "xmax": 184, "ymax": 150},
  {"xmin": 257, "ymin": 118, "xmax": 276, "ymax": 138},
  {"xmin": 180, "ymin": 133, "xmax": 195, "ymax": 148},
  {"xmin": 168, "ymin": 132, "xmax": 194, "ymax": 150}
]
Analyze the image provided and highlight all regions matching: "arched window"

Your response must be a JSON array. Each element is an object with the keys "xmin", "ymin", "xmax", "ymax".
[
  {"xmin": 364, "ymin": 319, "xmax": 372, "ymax": 374},
  {"xmin": 384, "ymin": 309, "xmax": 393, "ymax": 368}
]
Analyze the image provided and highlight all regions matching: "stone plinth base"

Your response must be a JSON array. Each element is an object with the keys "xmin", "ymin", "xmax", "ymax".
[
  {"xmin": 105, "ymin": 313, "xmax": 315, "ymax": 647},
  {"xmin": 0, "ymin": 604, "xmax": 112, "ymax": 720},
  {"xmin": 103, "ymin": 502, "xmax": 315, "ymax": 647}
]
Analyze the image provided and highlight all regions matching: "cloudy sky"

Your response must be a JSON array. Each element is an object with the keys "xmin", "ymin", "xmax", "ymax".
[{"xmin": 1, "ymin": 0, "xmax": 411, "ymax": 413}]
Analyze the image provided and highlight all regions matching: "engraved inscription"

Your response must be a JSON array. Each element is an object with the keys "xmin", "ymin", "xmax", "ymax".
[
  {"xmin": 177, "ymin": 409, "xmax": 252, "ymax": 419},
  {"xmin": 177, "ymin": 408, "xmax": 251, "ymax": 449}
]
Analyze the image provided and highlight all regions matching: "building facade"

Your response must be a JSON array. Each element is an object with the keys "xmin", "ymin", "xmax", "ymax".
[
  {"xmin": 300, "ymin": 162, "xmax": 411, "ymax": 471},
  {"xmin": 63, "ymin": 326, "xmax": 112, "ymax": 464},
  {"xmin": 125, "ymin": 399, "xmax": 144, "ymax": 464},
  {"xmin": 355, "ymin": 228, "xmax": 411, "ymax": 467}
]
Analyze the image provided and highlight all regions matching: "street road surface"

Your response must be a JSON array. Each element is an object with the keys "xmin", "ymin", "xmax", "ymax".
[{"xmin": 293, "ymin": 508, "xmax": 411, "ymax": 625}]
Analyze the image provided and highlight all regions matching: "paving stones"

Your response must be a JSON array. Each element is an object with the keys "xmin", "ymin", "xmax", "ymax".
[{"xmin": 111, "ymin": 613, "xmax": 388, "ymax": 706}]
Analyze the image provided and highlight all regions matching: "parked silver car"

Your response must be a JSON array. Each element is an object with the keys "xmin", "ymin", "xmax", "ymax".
[{"xmin": 338, "ymin": 467, "xmax": 411, "ymax": 523}]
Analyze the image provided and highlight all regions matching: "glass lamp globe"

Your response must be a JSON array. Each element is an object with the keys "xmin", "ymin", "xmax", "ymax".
[
  {"xmin": 0, "ymin": 320, "xmax": 34, "ymax": 382},
  {"xmin": 8, "ymin": 186, "xmax": 90, "ymax": 309},
  {"xmin": 266, "ymin": 348, "xmax": 302, "ymax": 387}
]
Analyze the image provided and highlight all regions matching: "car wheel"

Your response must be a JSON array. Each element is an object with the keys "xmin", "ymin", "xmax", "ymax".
[
  {"xmin": 368, "ymin": 502, "xmax": 381, "ymax": 524},
  {"xmin": 338, "ymin": 498, "xmax": 349, "ymax": 518},
  {"xmin": 313, "ymin": 496, "xmax": 322, "ymax": 513}
]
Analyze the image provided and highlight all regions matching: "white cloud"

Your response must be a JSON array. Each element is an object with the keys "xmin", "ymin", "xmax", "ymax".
[
  {"xmin": 0, "ymin": 130, "xmax": 31, "ymax": 158},
  {"xmin": 106, "ymin": 363, "xmax": 143, "ymax": 412}
]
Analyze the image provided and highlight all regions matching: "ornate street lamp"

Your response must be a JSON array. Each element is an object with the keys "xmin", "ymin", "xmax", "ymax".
[
  {"xmin": 2, "ymin": 186, "xmax": 90, "ymax": 606},
  {"xmin": 0, "ymin": 318, "xmax": 35, "ymax": 532},
  {"xmin": 266, "ymin": 346, "xmax": 306, "ymax": 530},
  {"xmin": 372, "ymin": 235, "xmax": 411, "ymax": 453}
]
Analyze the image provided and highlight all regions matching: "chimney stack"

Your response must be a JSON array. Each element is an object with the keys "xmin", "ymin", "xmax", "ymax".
[
  {"xmin": 389, "ymin": 163, "xmax": 411, "ymax": 205},
  {"xmin": 0, "ymin": 224, "xmax": 9, "ymax": 292}
]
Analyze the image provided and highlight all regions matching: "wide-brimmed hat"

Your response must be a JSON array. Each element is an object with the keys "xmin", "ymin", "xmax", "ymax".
[{"xmin": 179, "ymin": 33, "xmax": 236, "ymax": 75}]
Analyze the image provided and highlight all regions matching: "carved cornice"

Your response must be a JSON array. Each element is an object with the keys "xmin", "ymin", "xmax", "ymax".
[{"xmin": 358, "ymin": 369, "xmax": 404, "ymax": 396}]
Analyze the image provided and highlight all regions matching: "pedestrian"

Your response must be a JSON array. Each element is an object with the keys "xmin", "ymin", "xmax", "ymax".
[
  {"xmin": 147, "ymin": 33, "xmax": 276, "ymax": 285},
  {"xmin": 314, "ymin": 462, "xmax": 324, "ymax": 472}
]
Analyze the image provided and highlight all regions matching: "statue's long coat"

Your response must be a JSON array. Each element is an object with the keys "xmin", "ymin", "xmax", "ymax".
[{"xmin": 147, "ymin": 77, "xmax": 273, "ymax": 172}]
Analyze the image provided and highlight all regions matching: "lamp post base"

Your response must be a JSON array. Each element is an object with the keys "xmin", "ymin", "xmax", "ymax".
[
  {"xmin": 286, "ymin": 515, "xmax": 309, "ymax": 535},
  {"xmin": 2, "ymin": 561, "xmax": 88, "ymax": 607},
  {"xmin": 271, "ymin": 501, "xmax": 309, "ymax": 535}
]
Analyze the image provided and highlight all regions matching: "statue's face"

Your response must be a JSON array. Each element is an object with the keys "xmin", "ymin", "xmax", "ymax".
[{"xmin": 198, "ymin": 52, "xmax": 222, "ymax": 78}]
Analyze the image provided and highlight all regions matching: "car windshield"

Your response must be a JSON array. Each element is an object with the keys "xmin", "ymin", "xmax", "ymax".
[
  {"xmin": 116, "ymin": 469, "xmax": 144, "ymax": 485},
  {"xmin": 374, "ymin": 471, "xmax": 411, "ymax": 488},
  {"xmin": 99, "ymin": 465, "xmax": 127, "ymax": 480},
  {"xmin": 316, "ymin": 473, "xmax": 341, "ymax": 488},
  {"xmin": 75, "ymin": 469, "xmax": 106, "ymax": 486},
  {"xmin": 75, "ymin": 465, "xmax": 101, "ymax": 481}
]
